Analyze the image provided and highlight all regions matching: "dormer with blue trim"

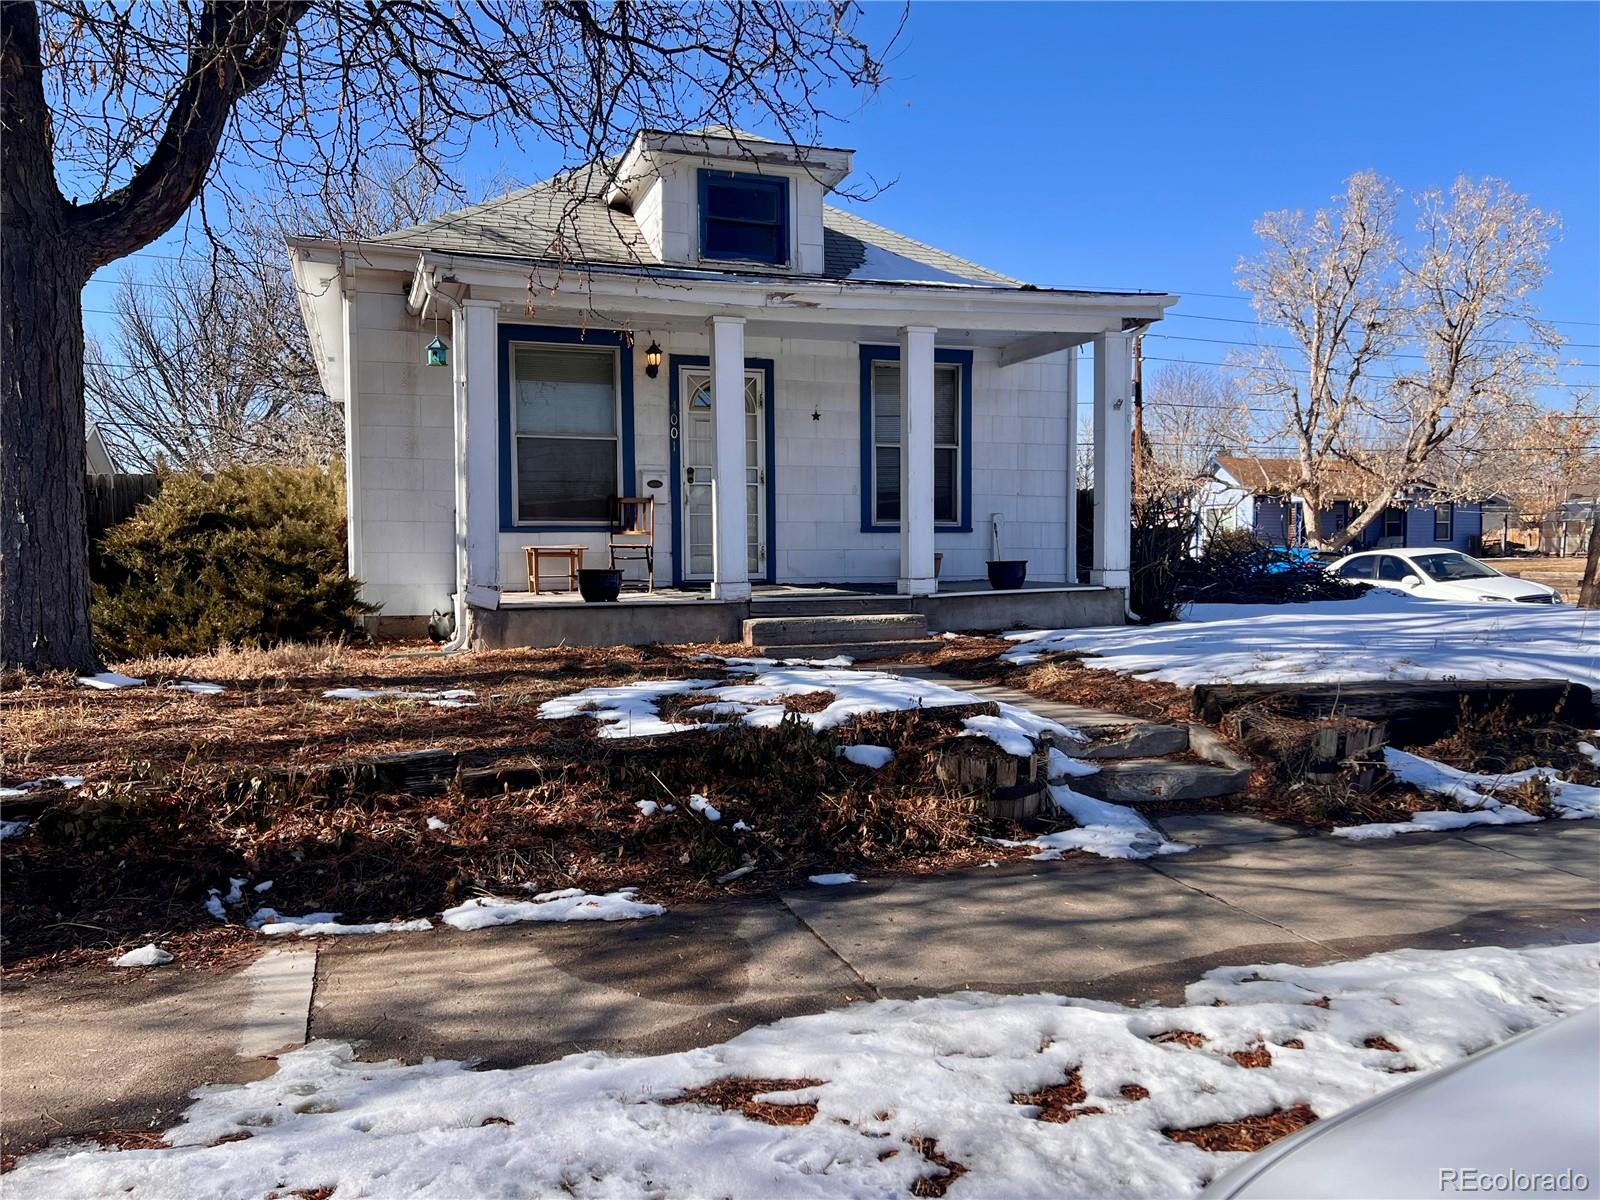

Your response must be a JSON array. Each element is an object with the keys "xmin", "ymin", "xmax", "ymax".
[{"xmin": 605, "ymin": 127, "xmax": 853, "ymax": 275}]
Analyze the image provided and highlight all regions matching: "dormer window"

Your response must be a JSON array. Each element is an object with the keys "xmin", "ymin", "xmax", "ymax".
[{"xmin": 698, "ymin": 169, "xmax": 789, "ymax": 266}]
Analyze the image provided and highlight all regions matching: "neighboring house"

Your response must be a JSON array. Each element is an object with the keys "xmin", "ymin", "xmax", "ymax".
[
  {"xmin": 288, "ymin": 127, "xmax": 1175, "ymax": 647},
  {"xmin": 85, "ymin": 422, "xmax": 118, "ymax": 476},
  {"xmin": 1198, "ymin": 455, "xmax": 1485, "ymax": 553}
]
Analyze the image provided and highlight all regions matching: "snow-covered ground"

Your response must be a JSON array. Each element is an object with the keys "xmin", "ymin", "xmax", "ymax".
[
  {"xmin": 1333, "ymin": 748, "xmax": 1600, "ymax": 840},
  {"xmin": 11, "ymin": 942, "xmax": 1594, "ymax": 1199},
  {"xmin": 1003, "ymin": 593, "xmax": 1600, "ymax": 688},
  {"xmin": 999, "ymin": 786, "xmax": 1192, "ymax": 861},
  {"xmin": 539, "ymin": 665, "xmax": 1090, "ymax": 757}
]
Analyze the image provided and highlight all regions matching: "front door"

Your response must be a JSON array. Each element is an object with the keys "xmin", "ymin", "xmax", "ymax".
[{"xmin": 679, "ymin": 366, "xmax": 766, "ymax": 582}]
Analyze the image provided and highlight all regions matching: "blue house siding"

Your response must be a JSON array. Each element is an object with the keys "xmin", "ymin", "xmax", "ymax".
[
  {"xmin": 1244, "ymin": 495, "xmax": 1482, "ymax": 551},
  {"xmin": 1253, "ymin": 497, "xmax": 1291, "ymax": 545}
]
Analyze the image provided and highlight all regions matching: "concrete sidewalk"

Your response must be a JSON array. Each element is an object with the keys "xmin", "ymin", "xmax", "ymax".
[{"xmin": 4, "ymin": 820, "xmax": 1597, "ymax": 1152}]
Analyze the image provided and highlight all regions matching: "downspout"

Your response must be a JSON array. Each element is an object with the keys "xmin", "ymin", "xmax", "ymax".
[{"xmin": 418, "ymin": 265, "xmax": 473, "ymax": 653}]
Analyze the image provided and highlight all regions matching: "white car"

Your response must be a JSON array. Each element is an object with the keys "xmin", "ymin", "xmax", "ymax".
[
  {"xmin": 1328, "ymin": 548, "xmax": 1561, "ymax": 604},
  {"xmin": 1201, "ymin": 1005, "xmax": 1600, "ymax": 1199}
]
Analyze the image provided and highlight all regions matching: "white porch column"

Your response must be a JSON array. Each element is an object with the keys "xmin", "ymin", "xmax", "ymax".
[
  {"xmin": 898, "ymin": 325, "xmax": 938, "ymax": 595},
  {"xmin": 1091, "ymin": 330, "xmax": 1133, "ymax": 589},
  {"xmin": 708, "ymin": 315, "xmax": 751, "ymax": 601},
  {"xmin": 460, "ymin": 298, "xmax": 500, "ymax": 602},
  {"xmin": 1064, "ymin": 346, "xmax": 1080, "ymax": 586}
]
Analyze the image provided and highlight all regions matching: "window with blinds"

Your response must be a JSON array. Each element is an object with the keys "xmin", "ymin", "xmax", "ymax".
[
  {"xmin": 510, "ymin": 344, "xmax": 618, "ymax": 522},
  {"xmin": 871, "ymin": 360, "xmax": 961, "ymax": 526}
]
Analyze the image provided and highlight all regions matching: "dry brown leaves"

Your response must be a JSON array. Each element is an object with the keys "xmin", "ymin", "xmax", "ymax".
[
  {"xmin": 1163, "ymin": 1104, "xmax": 1318, "ymax": 1153},
  {"xmin": 907, "ymin": 1136, "xmax": 968, "ymax": 1198},
  {"xmin": 663, "ymin": 1076, "xmax": 825, "ymax": 1126},
  {"xmin": 1150, "ymin": 1029, "xmax": 1208, "ymax": 1048}
]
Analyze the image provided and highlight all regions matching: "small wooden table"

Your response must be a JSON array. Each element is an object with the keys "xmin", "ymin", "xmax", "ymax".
[{"xmin": 525, "ymin": 545, "xmax": 585, "ymax": 593}]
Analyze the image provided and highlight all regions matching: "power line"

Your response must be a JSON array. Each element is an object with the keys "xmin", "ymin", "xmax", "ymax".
[{"xmin": 1144, "ymin": 331, "xmax": 1599, "ymax": 370}]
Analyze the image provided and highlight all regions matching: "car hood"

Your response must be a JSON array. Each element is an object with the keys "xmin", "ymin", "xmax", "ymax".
[{"xmin": 1429, "ymin": 574, "xmax": 1554, "ymax": 600}]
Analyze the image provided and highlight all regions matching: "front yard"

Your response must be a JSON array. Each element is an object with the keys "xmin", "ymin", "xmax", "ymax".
[{"xmin": 3, "ymin": 595, "xmax": 1597, "ymax": 972}]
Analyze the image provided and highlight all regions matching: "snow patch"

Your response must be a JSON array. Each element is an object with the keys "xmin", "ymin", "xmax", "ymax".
[
  {"xmin": 808, "ymin": 872, "xmax": 859, "ymax": 886},
  {"xmin": 169, "ymin": 680, "xmax": 225, "ymax": 695},
  {"xmin": 1333, "ymin": 748, "xmax": 1600, "ymax": 838},
  {"xmin": 112, "ymin": 944, "xmax": 174, "ymax": 968},
  {"xmin": 76, "ymin": 671, "xmax": 144, "ymax": 690},
  {"xmin": 0, "ymin": 820, "xmax": 29, "ymax": 841},
  {"xmin": 441, "ymin": 888, "xmax": 664, "ymax": 930},
  {"xmin": 836, "ymin": 744, "xmax": 894, "ymax": 769},
  {"xmin": 999, "ymin": 786, "xmax": 1192, "ymax": 861},
  {"xmin": 688, "ymin": 794, "xmax": 721, "ymax": 822},
  {"xmin": 0, "ymin": 775, "xmax": 85, "ymax": 797},
  {"xmin": 425, "ymin": 817, "xmax": 450, "ymax": 831},
  {"xmin": 257, "ymin": 912, "xmax": 434, "ymax": 937}
]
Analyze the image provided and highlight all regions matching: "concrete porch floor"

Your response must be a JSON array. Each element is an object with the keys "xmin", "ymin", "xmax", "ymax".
[
  {"xmin": 471, "ymin": 579, "xmax": 1126, "ymax": 648},
  {"xmin": 497, "ymin": 579, "xmax": 1101, "ymax": 607}
]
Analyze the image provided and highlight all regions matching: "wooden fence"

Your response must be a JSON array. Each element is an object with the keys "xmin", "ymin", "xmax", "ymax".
[{"xmin": 85, "ymin": 473, "xmax": 163, "ymax": 541}]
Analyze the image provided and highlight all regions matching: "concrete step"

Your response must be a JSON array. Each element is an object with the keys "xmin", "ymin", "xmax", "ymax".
[
  {"xmin": 743, "ymin": 612, "xmax": 928, "ymax": 647},
  {"xmin": 755, "ymin": 639, "xmax": 939, "ymax": 663},
  {"xmin": 1074, "ymin": 757, "xmax": 1252, "ymax": 804},
  {"xmin": 1076, "ymin": 723, "xmax": 1191, "ymax": 760},
  {"xmin": 749, "ymin": 596, "xmax": 912, "ymax": 617}
]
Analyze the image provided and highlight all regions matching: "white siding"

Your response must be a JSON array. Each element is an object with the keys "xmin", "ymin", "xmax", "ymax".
[
  {"xmin": 353, "ymin": 306, "xmax": 1078, "ymax": 607},
  {"xmin": 350, "ymin": 288, "xmax": 457, "ymax": 616}
]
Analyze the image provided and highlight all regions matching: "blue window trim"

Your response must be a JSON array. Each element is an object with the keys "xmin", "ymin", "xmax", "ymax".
[
  {"xmin": 858, "ymin": 344, "xmax": 974, "ymax": 534},
  {"xmin": 667, "ymin": 355, "xmax": 777, "ymax": 587},
  {"xmin": 697, "ymin": 169, "xmax": 790, "ymax": 267},
  {"xmin": 498, "ymin": 323, "xmax": 635, "ymax": 533}
]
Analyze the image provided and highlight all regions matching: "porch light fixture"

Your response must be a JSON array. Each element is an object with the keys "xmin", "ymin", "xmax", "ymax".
[
  {"xmin": 426, "ymin": 335, "xmax": 448, "ymax": 367},
  {"xmin": 644, "ymin": 340, "xmax": 662, "ymax": 378}
]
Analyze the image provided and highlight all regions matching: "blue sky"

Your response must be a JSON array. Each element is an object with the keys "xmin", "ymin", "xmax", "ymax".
[{"xmin": 86, "ymin": 1, "xmax": 1599, "ymax": 399}]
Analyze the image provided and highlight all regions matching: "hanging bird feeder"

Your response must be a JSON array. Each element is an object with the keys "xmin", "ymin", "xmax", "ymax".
[{"xmin": 426, "ymin": 335, "xmax": 449, "ymax": 367}]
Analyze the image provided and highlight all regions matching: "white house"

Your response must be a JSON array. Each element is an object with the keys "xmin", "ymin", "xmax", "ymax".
[{"xmin": 288, "ymin": 128, "xmax": 1176, "ymax": 647}]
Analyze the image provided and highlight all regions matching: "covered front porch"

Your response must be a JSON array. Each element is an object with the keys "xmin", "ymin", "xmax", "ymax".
[{"xmin": 293, "ymin": 241, "xmax": 1178, "ymax": 647}]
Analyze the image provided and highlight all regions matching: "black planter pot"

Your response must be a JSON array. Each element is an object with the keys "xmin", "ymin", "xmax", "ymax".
[
  {"xmin": 986, "ymin": 559, "xmax": 1028, "ymax": 590},
  {"xmin": 577, "ymin": 568, "xmax": 624, "ymax": 602}
]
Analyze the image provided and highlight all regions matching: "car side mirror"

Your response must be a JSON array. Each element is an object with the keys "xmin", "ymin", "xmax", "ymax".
[{"xmin": 1399, "ymin": 575, "xmax": 1420, "ymax": 588}]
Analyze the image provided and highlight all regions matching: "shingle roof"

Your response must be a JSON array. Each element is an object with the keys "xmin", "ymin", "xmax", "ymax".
[
  {"xmin": 1213, "ymin": 455, "xmax": 1374, "ymax": 497},
  {"xmin": 369, "ymin": 165, "xmax": 1020, "ymax": 287}
]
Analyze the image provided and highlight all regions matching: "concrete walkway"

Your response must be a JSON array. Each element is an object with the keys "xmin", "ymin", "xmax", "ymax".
[{"xmin": 4, "ymin": 819, "xmax": 1596, "ymax": 1153}]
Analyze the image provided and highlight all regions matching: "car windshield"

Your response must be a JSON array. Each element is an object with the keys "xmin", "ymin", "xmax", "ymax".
[{"xmin": 1411, "ymin": 552, "xmax": 1497, "ymax": 581}]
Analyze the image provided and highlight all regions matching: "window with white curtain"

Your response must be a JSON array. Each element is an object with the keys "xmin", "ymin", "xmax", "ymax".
[
  {"xmin": 510, "ymin": 344, "xmax": 618, "ymax": 523},
  {"xmin": 871, "ymin": 360, "xmax": 961, "ymax": 526}
]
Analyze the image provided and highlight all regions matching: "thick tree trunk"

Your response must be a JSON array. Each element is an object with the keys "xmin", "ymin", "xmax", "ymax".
[
  {"xmin": 2, "ymin": 3, "xmax": 98, "ymax": 672},
  {"xmin": 1, "ymin": 204, "xmax": 97, "ymax": 671},
  {"xmin": 1579, "ymin": 511, "xmax": 1600, "ymax": 609}
]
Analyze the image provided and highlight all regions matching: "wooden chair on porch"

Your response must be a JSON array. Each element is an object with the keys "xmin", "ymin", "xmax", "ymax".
[{"xmin": 609, "ymin": 496, "xmax": 655, "ymax": 592}]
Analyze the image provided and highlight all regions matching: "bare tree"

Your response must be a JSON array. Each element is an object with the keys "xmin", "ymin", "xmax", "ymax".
[
  {"xmin": 1, "ymin": 1, "xmax": 900, "ymax": 671},
  {"xmin": 1471, "ymin": 399, "xmax": 1598, "ymax": 552},
  {"xmin": 88, "ymin": 158, "xmax": 506, "ymax": 472},
  {"xmin": 1137, "ymin": 362, "xmax": 1251, "ymax": 506},
  {"xmin": 1237, "ymin": 172, "xmax": 1562, "ymax": 550}
]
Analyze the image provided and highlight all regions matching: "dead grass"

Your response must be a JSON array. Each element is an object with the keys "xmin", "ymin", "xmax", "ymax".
[
  {"xmin": 663, "ymin": 1077, "xmax": 824, "ymax": 1126},
  {"xmin": 1228, "ymin": 1045, "xmax": 1273, "ymax": 1069},
  {"xmin": 2, "ymin": 683, "xmax": 1044, "ymax": 966},
  {"xmin": 88, "ymin": 1130, "xmax": 170, "ymax": 1152},
  {"xmin": 1119, "ymin": 1084, "xmax": 1151, "ymax": 1101},
  {"xmin": 1011, "ymin": 1068, "xmax": 1103, "ymax": 1122},
  {"xmin": 1, "ymin": 642, "xmax": 745, "ymax": 782},
  {"xmin": 908, "ymin": 1136, "xmax": 968, "ymax": 1198},
  {"xmin": 1163, "ymin": 1104, "xmax": 1318, "ymax": 1153},
  {"xmin": 1150, "ymin": 1029, "xmax": 1207, "ymax": 1048}
]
